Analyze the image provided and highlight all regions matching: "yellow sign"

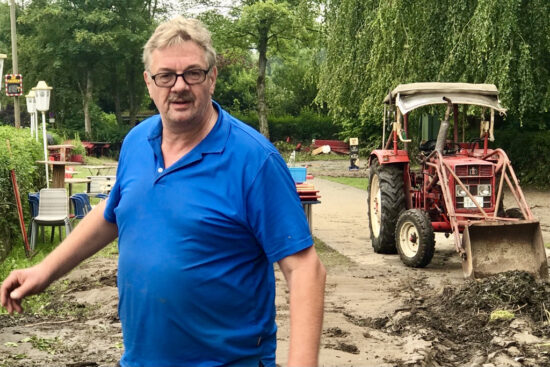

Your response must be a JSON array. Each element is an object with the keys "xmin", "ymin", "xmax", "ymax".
[{"xmin": 5, "ymin": 74, "xmax": 23, "ymax": 96}]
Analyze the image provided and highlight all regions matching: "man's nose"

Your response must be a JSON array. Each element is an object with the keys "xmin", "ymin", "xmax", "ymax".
[{"xmin": 172, "ymin": 74, "xmax": 190, "ymax": 90}]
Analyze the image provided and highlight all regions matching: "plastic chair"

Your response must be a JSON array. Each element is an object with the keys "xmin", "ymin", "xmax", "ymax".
[
  {"xmin": 30, "ymin": 188, "xmax": 72, "ymax": 250},
  {"xmin": 73, "ymin": 193, "xmax": 93, "ymax": 212},
  {"xmin": 70, "ymin": 195, "xmax": 88, "ymax": 222}
]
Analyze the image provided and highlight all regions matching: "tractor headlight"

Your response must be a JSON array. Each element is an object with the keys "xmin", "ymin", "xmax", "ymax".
[
  {"xmin": 456, "ymin": 185, "xmax": 469, "ymax": 197},
  {"xmin": 478, "ymin": 184, "xmax": 491, "ymax": 197}
]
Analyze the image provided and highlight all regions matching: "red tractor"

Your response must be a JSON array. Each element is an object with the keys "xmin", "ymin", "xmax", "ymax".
[{"xmin": 367, "ymin": 83, "xmax": 548, "ymax": 278}]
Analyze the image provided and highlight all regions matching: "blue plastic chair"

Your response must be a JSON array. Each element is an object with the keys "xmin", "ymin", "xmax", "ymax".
[
  {"xmin": 73, "ymin": 193, "xmax": 93, "ymax": 212},
  {"xmin": 28, "ymin": 193, "xmax": 45, "ymax": 242},
  {"xmin": 70, "ymin": 195, "xmax": 88, "ymax": 222}
]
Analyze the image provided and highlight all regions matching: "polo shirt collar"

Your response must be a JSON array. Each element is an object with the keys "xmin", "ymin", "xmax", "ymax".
[{"xmin": 147, "ymin": 100, "xmax": 229, "ymax": 171}]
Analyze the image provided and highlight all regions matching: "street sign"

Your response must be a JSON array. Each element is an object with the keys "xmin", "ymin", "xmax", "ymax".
[{"xmin": 5, "ymin": 74, "xmax": 23, "ymax": 96}]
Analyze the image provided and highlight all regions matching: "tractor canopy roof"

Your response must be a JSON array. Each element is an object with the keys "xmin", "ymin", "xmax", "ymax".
[{"xmin": 383, "ymin": 82, "xmax": 507, "ymax": 115}]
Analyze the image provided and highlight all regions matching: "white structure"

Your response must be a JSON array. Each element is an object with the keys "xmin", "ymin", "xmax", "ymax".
[
  {"xmin": 33, "ymin": 81, "xmax": 53, "ymax": 187},
  {"xmin": 0, "ymin": 53, "xmax": 6, "ymax": 110},
  {"xmin": 26, "ymin": 90, "xmax": 38, "ymax": 140}
]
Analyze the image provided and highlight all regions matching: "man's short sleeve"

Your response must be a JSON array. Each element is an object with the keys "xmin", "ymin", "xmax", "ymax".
[{"xmin": 246, "ymin": 153, "xmax": 313, "ymax": 263}]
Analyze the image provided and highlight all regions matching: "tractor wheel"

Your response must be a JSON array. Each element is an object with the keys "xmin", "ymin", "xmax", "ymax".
[
  {"xmin": 395, "ymin": 209, "xmax": 435, "ymax": 268},
  {"xmin": 368, "ymin": 158, "xmax": 405, "ymax": 254},
  {"xmin": 505, "ymin": 207, "xmax": 525, "ymax": 219}
]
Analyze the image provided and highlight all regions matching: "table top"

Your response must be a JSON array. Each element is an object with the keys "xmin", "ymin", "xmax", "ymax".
[
  {"xmin": 48, "ymin": 144, "xmax": 75, "ymax": 149},
  {"xmin": 65, "ymin": 178, "xmax": 91, "ymax": 184},
  {"xmin": 37, "ymin": 160, "xmax": 82, "ymax": 165},
  {"xmin": 87, "ymin": 175, "xmax": 116, "ymax": 179},
  {"xmin": 81, "ymin": 164, "xmax": 118, "ymax": 169}
]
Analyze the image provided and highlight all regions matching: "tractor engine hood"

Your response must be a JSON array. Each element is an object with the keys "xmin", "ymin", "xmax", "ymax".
[{"xmin": 442, "ymin": 155, "xmax": 494, "ymax": 173}]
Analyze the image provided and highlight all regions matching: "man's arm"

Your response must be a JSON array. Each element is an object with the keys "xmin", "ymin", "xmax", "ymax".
[
  {"xmin": 1, "ymin": 200, "xmax": 117, "ymax": 314},
  {"xmin": 278, "ymin": 245, "xmax": 326, "ymax": 367}
]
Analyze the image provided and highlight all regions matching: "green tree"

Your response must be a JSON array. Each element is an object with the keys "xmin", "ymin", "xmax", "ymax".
[
  {"xmin": 317, "ymin": 0, "xmax": 550, "ymax": 144},
  {"xmin": 199, "ymin": 0, "xmax": 322, "ymax": 139},
  {"xmin": 17, "ymin": 0, "xmax": 162, "ymax": 136}
]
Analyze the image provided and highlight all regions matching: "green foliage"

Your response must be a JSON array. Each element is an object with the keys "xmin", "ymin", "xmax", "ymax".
[
  {"xmin": 235, "ymin": 109, "xmax": 340, "ymax": 142},
  {"xmin": 201, "ymin": 0, "xmax": 324, "ymax": 137},
  {"xmin": 71, "ymin": 133, "xmax": 86, "ymax": 156},
  {"xmin": 0, "ymin": 126, "xmax": 44, "ymax": 260},
  {"xmin": 93, "ymin": 112, "xmax": 131, "ymax": 144},
  {"xmin": 11, "ymin": 0, "xmax": 157, "ymax": 136},
  {"xmin": 318, "ymin": 0, "xmax": 550, "ymax": 136},
  {"xmin": 494, "ymin": 128, "xmax": 550, "ymax": 188},
  {"xmin": 320, "ymin": 176, "xmax": 368, "ymax": 191}
]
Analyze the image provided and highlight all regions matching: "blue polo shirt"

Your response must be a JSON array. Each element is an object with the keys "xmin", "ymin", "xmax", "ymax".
[{"xmin": 104, "ymin": 101, "xmax": 313, "ymax": 367}]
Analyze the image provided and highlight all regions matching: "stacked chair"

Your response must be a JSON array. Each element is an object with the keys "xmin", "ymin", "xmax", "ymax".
[{"xmin": 70, "ymin": 193, "xmax": 93, "ymax": 222}]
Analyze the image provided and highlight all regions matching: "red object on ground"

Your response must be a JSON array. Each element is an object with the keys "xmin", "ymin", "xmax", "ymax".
[
  {"xmin": 6, "ymin": 140, "xmax": 32, "ymax": 257},
  {"xmin": 312, "ymin": 139, "xmax": 350, "ymax": 154}
]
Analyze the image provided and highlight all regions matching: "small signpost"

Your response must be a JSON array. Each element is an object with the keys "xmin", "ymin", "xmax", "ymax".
[
  {"xmin": 5, "ymin": 73, "xmax": 23, "ymax": 96},
  {"xmin": 349, "ymin": 137, "xmax": 359, "ymax": 170}
]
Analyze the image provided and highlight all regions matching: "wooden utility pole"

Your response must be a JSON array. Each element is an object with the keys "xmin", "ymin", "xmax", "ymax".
[{"xmin": 9, "ymin": 0, "xmax": 21, "ymax": 128}]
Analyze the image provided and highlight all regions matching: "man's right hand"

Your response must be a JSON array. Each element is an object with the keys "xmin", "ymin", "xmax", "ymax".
[{"xmin": 1, "ymin": 265, "xmax": 50, "ymax": 314}]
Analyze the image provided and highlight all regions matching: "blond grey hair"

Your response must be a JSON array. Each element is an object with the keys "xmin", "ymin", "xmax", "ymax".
[{"xmin": 143, "ymin": 17, "xmax": 216, "ymax": 72}]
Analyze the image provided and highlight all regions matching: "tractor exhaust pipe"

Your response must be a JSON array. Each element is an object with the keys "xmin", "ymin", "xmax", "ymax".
[{"xmin": 435, "ymin": 97, "xmax": 453, "ymax": 154}]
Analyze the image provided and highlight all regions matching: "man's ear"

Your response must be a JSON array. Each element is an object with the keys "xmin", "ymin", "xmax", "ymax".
[
  {"xmin": 208, "ymin": 66, "xmax": 218, "ymax": 96},
  {"xmin": 144, "ymin": 71, "xmax": 153, "ymax": 97}
]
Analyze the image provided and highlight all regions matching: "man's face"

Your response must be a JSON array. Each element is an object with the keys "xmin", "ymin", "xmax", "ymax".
[{"xmin": 144, "ymin": 41, "xmax": 217, "ymax": 129}]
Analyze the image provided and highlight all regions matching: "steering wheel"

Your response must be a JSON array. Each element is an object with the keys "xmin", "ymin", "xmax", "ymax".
[{"xmin": 419, "ymin": 139, "xmax": 437, "ymax": 152}]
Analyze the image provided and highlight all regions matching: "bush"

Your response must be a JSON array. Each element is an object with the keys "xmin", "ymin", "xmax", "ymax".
[
  {"xmin": 0, "ymin": 126, "xmax": 45, "ymax": 261},
  {"xmin": 234, "ymin": 110, "xmax": 341, "ymax": 143},
  {"xmin": 494, "ymin": 129, "xmax": 550, "ymax": 188}
]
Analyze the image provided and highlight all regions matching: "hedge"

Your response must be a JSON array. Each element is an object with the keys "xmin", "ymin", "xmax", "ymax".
[
  {"xmin": 494, "ymin": 129, "xmax": 550, "ymax": 188},
  {"xmin": 0, "ymin": 126, "xmax": 44, "ymax": 261},
  {"xmin": 234, "ymin": 110, "xmax": 341, "ymax": 142}
]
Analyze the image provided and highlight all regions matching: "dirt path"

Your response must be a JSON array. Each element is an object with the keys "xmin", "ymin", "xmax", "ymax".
[{"xmin": 1, "ymin": 160, "xmax": 549, "ymax": 366}]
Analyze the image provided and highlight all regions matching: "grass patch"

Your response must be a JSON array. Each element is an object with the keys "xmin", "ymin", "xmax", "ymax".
[
  {"xmin": 314, "ymin": 236, "xmax": 354, "ymax": 267},
  {"xmin": 545, "ymin": 243, "xmax": 550, "ymax": 249},
  {"xmin": 320, "ymin": 176, "xmax": 368, "ymax": 191}
]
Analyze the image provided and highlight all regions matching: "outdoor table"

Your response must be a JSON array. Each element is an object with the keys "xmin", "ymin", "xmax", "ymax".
[
  {"xmin": 37, "ymin": 161, "xmax": 82, "ymax": 188},
  {"xmin": 65, "ymin": 177, "xmax": 92, "ymax": 196},
  {"xmin": 81, "ymin": 164, "xmax": 118, "ymax": 176},
  {"xmin": 47, "ymin": 144, "xmax": 75, "ymax": 161},
  {"xmin": 301, "ymin": 200, "xmax": 321, "ymax": 233},
  {"xmin": 81, "ymin": 141, "xmax": 111, "ymax": 157}
]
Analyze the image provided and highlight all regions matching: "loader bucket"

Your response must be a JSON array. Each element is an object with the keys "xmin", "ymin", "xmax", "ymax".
[{"xmin": 462, "ymin": 220, "xmax": 549, "ymax": 279}]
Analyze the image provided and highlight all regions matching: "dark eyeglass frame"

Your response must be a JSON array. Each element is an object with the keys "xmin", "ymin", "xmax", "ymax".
[{"xmin": 150, "ymin": 68, "xmax": 211, "ymax": 88}]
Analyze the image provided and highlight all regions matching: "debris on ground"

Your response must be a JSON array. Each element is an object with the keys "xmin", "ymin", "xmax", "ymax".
[{"xmin": 375, "ymin": 271, "xmax": 550, "ymax": 366}]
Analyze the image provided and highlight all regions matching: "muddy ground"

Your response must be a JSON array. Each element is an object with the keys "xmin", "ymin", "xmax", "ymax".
[{"xmin": 1, "ymin": 159, "xmax": 550, "ymax": 367}]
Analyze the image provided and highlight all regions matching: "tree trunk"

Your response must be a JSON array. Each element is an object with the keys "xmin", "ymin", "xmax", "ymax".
[
  {"xmin": 128, "ymin": 66, "xmax": 139, "ymax": 126},
  {"xmin": 114, "ymin": 88, "xmax": 122, "ymax": 125},
  {"xmin": 256, "ymin": 29, "xmax": 270, "ymax": 139},
  {"xmin": 83, "ymin": 71, "xmax": 93, "ymax": 137}
]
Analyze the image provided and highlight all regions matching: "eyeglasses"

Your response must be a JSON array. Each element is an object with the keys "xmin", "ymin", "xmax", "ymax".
[{"xmin": 150, "ymin": 68, "xmax": 210, "ymax": 88}]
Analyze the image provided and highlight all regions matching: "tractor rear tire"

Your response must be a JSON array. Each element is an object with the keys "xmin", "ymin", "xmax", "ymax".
[
  {"xmin": 395, "ymin": 209, "xmax": 435, "ymax": 268},
  {"xmin": 368, "ymin": 159, "xmax": 405, "ymax": 254}
]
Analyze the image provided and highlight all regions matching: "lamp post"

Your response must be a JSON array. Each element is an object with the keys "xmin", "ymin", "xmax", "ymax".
[
  {"xmin": 0, "ymin": 53, "xmax": 6, "ymax": 110},
  {"xmin": 9, "ymin": 0, "xmax": 21, "ymax": 127},
  {"xmin": 33, "ymin": 81, "xmax": 52, "ymax": 188},
  {"xmin": 25, "ymin": 90, "xmax": 37, "ymax": 140}
]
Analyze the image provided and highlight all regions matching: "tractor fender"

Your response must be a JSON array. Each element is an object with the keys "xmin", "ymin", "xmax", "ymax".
[
  {"xmin": 368, "ymin": 150, "xmax": 410, "ymax": 167},
  {"xmin": 369, "ymin": 150, "xmax": 412, "ymax": 209}
]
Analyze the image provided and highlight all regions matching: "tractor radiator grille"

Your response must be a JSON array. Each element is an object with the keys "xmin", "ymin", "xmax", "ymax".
[{"xmin": 454, "ymin": 165, "xmax": 493, "ymax": 177}]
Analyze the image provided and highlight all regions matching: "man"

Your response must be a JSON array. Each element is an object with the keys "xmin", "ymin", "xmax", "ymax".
[{"xmin": 1, "ymin": 17, "xmax": 326, "ymax": 367}]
